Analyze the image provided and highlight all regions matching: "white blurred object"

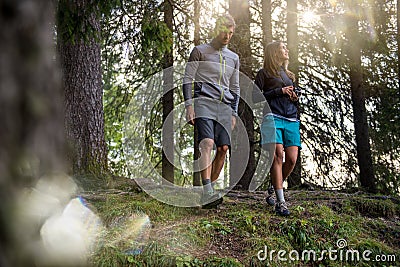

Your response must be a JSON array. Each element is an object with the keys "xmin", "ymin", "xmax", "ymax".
[
  {"xmin": 15, "ymin": 173, "xmax": 77, "ymax": 223},
  {"xmin": 18, "ymin": 187, "xmax": 62, "ymax": 221},
  {"xmin": 13, "ymin": 173, "xmax": 103, "ymax": 266},
  {"xmin": 35, "ymin": 173, "xmax": 78, "ymax": 203},
  {"xmin": 40, "ymin": 197, "xmax": 103, "ymax": 266}
]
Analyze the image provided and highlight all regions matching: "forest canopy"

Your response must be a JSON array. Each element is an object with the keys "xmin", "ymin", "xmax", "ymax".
[{"xmin": 100, "ymin": 0, "xmax": 399, "ymax": 194}]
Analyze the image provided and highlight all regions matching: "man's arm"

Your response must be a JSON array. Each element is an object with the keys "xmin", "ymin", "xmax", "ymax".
[
  {"xmin": 229, "ymin": 56, "xmax": 240, "ymax": 117},
  {"xmin": 182, "ymin": 47, "xmax": 201, "ymax": 107},
  {"xmin": 183, "ymin": 47, "xmax": 201, "ymax": 125}
]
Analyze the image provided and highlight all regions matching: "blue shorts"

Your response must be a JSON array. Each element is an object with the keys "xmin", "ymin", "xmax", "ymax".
[{"xmin": 261, "ymin": 115, "xmax": 301, "ymax": 148}]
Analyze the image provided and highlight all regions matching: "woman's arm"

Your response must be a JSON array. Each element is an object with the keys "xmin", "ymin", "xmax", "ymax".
[
  {"xmin": 263, "ymin": 87, "xmax": 283, "ymax": 100},
  {"xmin": 255, "ymin": 69, "xmax": 284, "ymax": 101},
  {"xmin": 252, "ymin": 70, "xmax": 266, "ymax": 103}
]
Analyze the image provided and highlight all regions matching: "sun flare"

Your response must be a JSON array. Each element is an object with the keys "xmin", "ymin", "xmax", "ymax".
[{"xmin": 301, "ymin": 10, "xmax": 320, "ymax": 26}]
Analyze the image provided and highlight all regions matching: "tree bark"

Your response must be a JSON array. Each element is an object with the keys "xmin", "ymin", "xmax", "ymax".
[
  {"xmin": 193, "ymin": 0, "xmax": 201, "ymax": 186},
  {"xmin": 287, "ymin": 0, "xmax": 299, "ymax": 77},
  {"xmin": 0, "ymin": 1, "xmax": 65, "ymax": 265},
  {"xmin": 162, "ymin": 0, "xmax": 174, "ymax": 183},
  {"xmin": 397, "ymin": 0, "xmax": 400, "ymax": 143},
  {"xmin": 58, "ymin": 0, "xmax": 108, "ymax": 176},
  {"xmin": 229, "ymin": 0, "xmax": 255, "ymax": 190},
  {"xmin": 345, "ymin": 11, "xmax": 376, "ymax": 192},
  {"xmin": 286, "ymin": 0, "xmax": 302, "ymax": 188},
  {"xmin": 262, "ymin": 0, "xmax": 273, "ymax": 58},
  {"xmin": 194, "ymin": 0, "xmax": 201, "ymax": 46}
]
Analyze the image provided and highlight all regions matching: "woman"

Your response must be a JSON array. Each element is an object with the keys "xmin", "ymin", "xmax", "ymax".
[{"xmin": 254, "ymin": 41, "xmax": 301, "ymax": 216}]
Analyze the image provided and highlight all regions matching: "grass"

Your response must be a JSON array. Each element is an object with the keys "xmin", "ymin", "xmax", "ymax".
[{"xmin": 86, "ymin": 189, "xmax": 400, "ymax": 267}]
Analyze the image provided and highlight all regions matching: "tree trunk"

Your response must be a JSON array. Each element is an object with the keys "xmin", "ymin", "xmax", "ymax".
[
  {"xmin": 345, "ymin": 11, "xmax": 376, "ymax": 192},
  {"xmin": 398, "ymin": 0, "xmax": 400, "ymax": 87},
  {"xmin": 162, "ymin": 0, "xmax": 174, "ymax": 183},
  {"xmin": 58, "ymin": 0, "xmax": 108, "ymax": 176},
  {"xmin": 229, "ymin": 0, "xmax": 255, "ymax": 190},
  {"xmin": 0, "ymin": 1, "xmax": 65, "ymax": 265},
  {"xmin": 286, "ymin": 0, "xmax": 302, "ymax": 188},
  {"xmin": 193, "ymin": 0, "xmax": 201, "ymax": 186},
  {"xmin": 194, "ymin": 0, "xmax": 201, "ymax": 46},
  {"xmin": 287, "ymin": 0, "xmax": 299, "ymax": 71},
  {"xmin": 262, "ymin": 0, "xmax": 273, "ymax": 57}
]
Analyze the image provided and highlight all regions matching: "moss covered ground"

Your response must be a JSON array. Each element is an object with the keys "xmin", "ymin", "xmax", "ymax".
[{"xmin": 85, "ymin": 186, "xmax": 399, "ymax": 267}]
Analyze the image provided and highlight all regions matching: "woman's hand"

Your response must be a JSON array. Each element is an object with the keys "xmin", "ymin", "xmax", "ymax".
[
  {"xmin": 282, "ymin": 86, "xmax": 298, "ymax": 102},
  {"xmin": 289, "ymin": 94, "xmax": 298, "ymax": 102}
]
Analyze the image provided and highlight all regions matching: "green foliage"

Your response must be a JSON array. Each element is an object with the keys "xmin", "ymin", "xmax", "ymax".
[
  {"xmin": 72, "ymin": 172, "xmax": 111, "ymax": 191},
  {"xmin": 101, "ymin": 0, "xmax": 178, "ymax": 178},
  {"xmin": 89, "ymin": 190, "xmax": 400, "ymax": 266},
  {"xmin": 99, "ymin": 0, "xmax": 400, "ymax": 192},
  {"xmin": 91, "ymin": 193, "xmax": 197, "ymax": 225},
  {"xmin": 362, "ymin": 0, "xmax": 400, "ymax": 195},
  {"xmin": 279, "ymin": 219, "xmax": 314, "ymax": 251},
  {"xmin": 92, "ymin": 244, "xmax": 127, "ymax": 267},
  {"xmin": 144, "ymin": 99, "xmax": 163, "ymax": 174},
  {"xmin": 198, "ymin": 219, "xmax": 233, "ymax": 236},
  {"xmin": 140, "ymin": 19, "xmax": 173, "ymax": 61},
  {"xmin": 349, "ymin": 197, "xmax": 399, "ymax": 218},
  {"xmin": 57, "ymin": 0, "xmax": 122, "ymax": 44},
  {"xmin": 93, "ymin": 242, "xmax": 176, "ymax": 267},
  {"xmin": 369, "ymin": 86, "xmax": 400, "ymax": 195}
]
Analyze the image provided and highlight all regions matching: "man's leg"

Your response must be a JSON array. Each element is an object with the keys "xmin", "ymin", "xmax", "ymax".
[
  {"xmin": 210, "ymin": 145, "xmax": 229, "ymax": 183},
  {"xmin": 210, "ymin": 114, "xmax": 231, "ymax": 183},
  {"xmin": 199, "ymin": 117, "xmax": 226, "ymax": 208},
  {"xmin": 199, "ymin": 139, "xmax": 223, "ymax": 208},
  {"xmin": 199, "ymin": 138, "xmax": 214, "ymax": 193}
]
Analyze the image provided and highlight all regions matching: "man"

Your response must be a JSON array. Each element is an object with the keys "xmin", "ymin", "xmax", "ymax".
[{"xmin": 182, "ymin": 14, "xmax": 240, "ymax": 208}]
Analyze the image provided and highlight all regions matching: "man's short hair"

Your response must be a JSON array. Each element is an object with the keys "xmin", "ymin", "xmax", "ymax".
[{"xmin": 214, "ymin": 14, "xmax": 236, "ymax": 33}]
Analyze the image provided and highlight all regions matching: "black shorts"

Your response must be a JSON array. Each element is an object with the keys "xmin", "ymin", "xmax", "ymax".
[{"xmin": 196, "ymin": 117, "xmax": 231, "ymax": 147}]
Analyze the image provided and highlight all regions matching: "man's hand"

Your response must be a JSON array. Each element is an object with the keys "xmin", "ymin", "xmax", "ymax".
[
  {"xmin": 231, "ymin": 115, "xmax": 236, "ymax": 130},
  {"xmin": 186, "ymin": 105, "xmax": 195, "ymax": 125}
]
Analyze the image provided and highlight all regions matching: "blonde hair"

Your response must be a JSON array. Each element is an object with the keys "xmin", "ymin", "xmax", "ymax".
[{"xmin": 264, "ymin": 41, "xmax": 295, "ymax": 82}]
